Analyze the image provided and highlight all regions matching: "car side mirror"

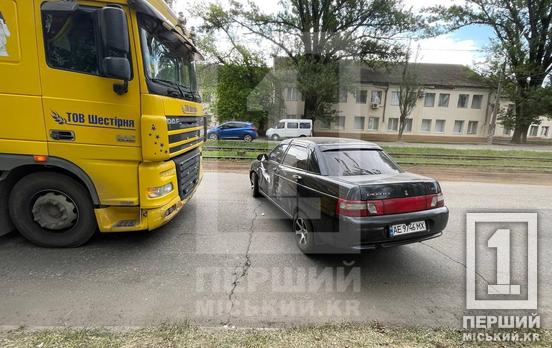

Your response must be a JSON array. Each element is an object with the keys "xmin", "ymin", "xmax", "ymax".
[
  {"xmin": 99, "ymin": 6, "xmax": 131, "ymax": 95},
  {"xmin": 257, "ymin": 154, "xmax": 268, "ymax": 162}
]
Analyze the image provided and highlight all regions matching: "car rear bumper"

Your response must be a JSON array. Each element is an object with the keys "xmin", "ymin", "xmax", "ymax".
[{"xmin": 316, "ymin": 206, "xmax": 449, "ymax": 251}]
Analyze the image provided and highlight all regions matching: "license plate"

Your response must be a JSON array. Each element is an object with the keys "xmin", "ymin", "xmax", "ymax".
[{"xmin": 389, "ymin": 221, "xmax": 427, "ymax": 237}]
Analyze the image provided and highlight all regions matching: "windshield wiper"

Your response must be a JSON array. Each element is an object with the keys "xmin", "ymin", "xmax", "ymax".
[{"xmin": 150, "ymin": 78, "xmax": 183, "ymax": 97}]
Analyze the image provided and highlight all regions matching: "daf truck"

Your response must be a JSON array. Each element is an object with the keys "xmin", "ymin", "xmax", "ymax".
[{"xmin": 0, "ymin": 0, "xmax": 205, "ymax": 247}]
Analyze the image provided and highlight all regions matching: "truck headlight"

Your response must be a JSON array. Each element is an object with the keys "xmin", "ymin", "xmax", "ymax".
[{"xmin": 147, "ymin": 183, "xmax": 174, "ymax": 199}]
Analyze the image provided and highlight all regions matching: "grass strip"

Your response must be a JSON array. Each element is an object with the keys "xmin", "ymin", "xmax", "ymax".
[{"xmin": 1, "ymin": 323, "xmax": 550, "ymax": 348}]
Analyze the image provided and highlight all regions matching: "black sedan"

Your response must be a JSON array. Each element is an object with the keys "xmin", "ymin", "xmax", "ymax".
[{"xmin": 249, "ymin": 137, "xmax": 449, "ymax": 254}]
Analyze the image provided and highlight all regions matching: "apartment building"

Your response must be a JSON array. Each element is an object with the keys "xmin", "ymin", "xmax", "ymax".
[{"xmin": 282, "ymin": 63, "xmax": 552, "ymax": 143}]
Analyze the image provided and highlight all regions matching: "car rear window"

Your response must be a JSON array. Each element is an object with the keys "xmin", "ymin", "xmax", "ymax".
[{"xmin": 322, "ymin": 149, "xmax": 401, "ymax": 176}]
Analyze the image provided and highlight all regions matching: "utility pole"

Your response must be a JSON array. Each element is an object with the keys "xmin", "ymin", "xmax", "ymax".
[{"xmin": 488, "ymin": 61, "xmax": 506, "ymax": 144}]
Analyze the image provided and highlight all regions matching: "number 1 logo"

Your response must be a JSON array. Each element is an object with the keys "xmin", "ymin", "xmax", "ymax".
[{"xmin": 466, "ymin": 213, "xmax": 538, "ymax": 310}]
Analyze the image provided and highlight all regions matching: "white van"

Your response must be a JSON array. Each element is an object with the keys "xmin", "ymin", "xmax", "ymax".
[{"xmin": 266, "ymin": 119, "xmax": 313, "ymax": 140}]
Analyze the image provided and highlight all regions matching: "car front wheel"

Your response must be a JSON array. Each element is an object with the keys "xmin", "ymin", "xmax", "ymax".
[
  {"xmin": 271, "ymin": 134, "xmax": 280, "ymax": 141},
  {"xmin": 250, "ymin": 172, "xmax": 261, "ymax": 198},
  {"xmin": 208, "ymin": 133, "xmax": 218, "ymax": 141}
]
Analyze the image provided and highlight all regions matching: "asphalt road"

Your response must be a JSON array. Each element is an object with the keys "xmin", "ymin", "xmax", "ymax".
[{"xmin": 0, "ymin": 172, "xmax": 551, "ymax": 329}]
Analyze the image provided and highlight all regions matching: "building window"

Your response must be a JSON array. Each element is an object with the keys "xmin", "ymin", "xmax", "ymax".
[
  {"xmin": 424, "ymin": 93, "xmax": 436, "ymax": 107},
  {"xmin": 367, "ymin": 117, "xmax": 379, "ymax": 131},
  {"xmin": 391, "ymin": 91, "xmax": 400, "ymax": 106},
  {"xmin": 355, "ymin": 90, "xmax": 368, "ymax": 104},
  {"xmin": 453, "ymin": 120, "xmax": 465, "ymax": 134},
  {"xmin": 286, "ymin": 87, "xmax": 302, "ymax": 101},
  {"xmin": 529, "ymin": 125, "xmax": 539, "ymax": 137},
  {"xmin": 334, "ymin": 116, "xmax": 346, "ymax": 130},
  {"xmin": 353, "ymin": 116, "xmax": 365, "ymax": 130},
  {"xmin": 339, "ymin": 88, "xmax": 348, "ymax": 103},
  {"xmin": 319, "ymin": 119, "xmax": 330, "ymax": 129},
  {"xmin": 541, "ymin": 126, "xmax": 550, "ymax": 137},
  {"xmin": 471, "ymin": 95, "xmax": 483, "ymax": 109},
  {"xmin": 457, "ymin": 94, "xmax": 470, "ymax": 108},
  {"xmin": 435, "ymin": 119, "xmax": 446, "ymax": 133},
  {"xmin": 403, "ymin": 118, "xmax": 413, "ymax": 133},
  {"xmin": 421, "ymin": 119, "xmax": 432, "ymax": 132},
  {"xmin": 371, "ymin": 90, "xmax": 383, "ymax": 105},
  {"xmin": 438, "ymin": 94, "xmax": 450, "ymax": 107},
  {"xmin": 387, "ymin": 118, "xmax": 399, "ymax": 131},
  {"xmin": 467, "ymin": 121, "xmax": 478, "ymax": 135}
]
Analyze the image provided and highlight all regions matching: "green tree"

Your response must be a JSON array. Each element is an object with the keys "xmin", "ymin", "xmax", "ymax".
[
  {"xmin": 192, "ymin": 3, "xmax": 285, "ymax": 132},
  {"xmin": 397, "ymin": 51, "xmax": 421, "ymax": 141},
  {"xmin": 219, "ymin": 0, "xmax": 419, "ymax": 124},
  {"xmin": 429, "ymin": 0, "xmax": 552, "ymax": 143}
]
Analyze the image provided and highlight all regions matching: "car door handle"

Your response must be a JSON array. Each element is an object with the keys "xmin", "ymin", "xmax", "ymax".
[{"xmin": 292, "ymin": 174, "xmax": 302, "ymax": 180}]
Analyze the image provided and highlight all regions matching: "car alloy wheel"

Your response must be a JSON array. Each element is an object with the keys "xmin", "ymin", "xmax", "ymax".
[
  {"xmin": 209, "ymin": 134, "xmax": 218, "ymax": 140},
  {"xmin": 244, "ymin": 135, "xmax": 253, "ymax": 142},
  {"xmin": 271, "ymin": 134, "xmax": 280, "ymax": 141},
  {"xmin": 295, "ymin": 217, "xmax": 309, "ymax": 247}
]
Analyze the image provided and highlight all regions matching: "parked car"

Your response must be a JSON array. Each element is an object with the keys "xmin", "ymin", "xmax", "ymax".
[
  {"xmin": 265, "ymin": 119, "xmax": 313, "ymax": 140},
  {"xmin": 249, "ymin": 138, "xmax": 449, "ymax": 254},
  {"xmin": 207, "ymin": 122, "xmax": 258, "ymax": 142}
]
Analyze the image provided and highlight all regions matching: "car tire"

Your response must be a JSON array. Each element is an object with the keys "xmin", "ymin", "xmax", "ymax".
[
  {"xmin": 293, "ymin": 212, "xmax": 318, "ymax": 255},
  {"xmin": 250, "ymin": 172, "xmax": 261, "ymax": 198},
  {"xmin": 271, "ymin": 134, "xmax": 280, "ymax": 141},
  {"xmin": 244, "ymin": 135, "xmax": 253, "ymax": 142},
  {"xmin": 8, "ymin": 172, "xmax": 97, "ymax": 248},
  {"xmin": 209, "ymin": 134, "xmax": 218, "ymax": 141}
]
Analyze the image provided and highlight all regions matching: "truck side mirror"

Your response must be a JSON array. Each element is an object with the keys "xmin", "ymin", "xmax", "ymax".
[{"xmin": 99, "ymin": 7, "xmax": 131, "ymax": 95}]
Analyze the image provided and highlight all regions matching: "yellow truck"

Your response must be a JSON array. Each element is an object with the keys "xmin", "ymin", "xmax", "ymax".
[{"xmin": 0, "ymin": 0, "xmax": 205, "ymax": 247}]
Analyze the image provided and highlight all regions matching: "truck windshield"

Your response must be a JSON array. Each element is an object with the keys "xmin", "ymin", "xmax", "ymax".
[
  {"xmin": 322, "ymin": 149, "xmax": 402, "ymax": 176},
  {"xmin": 138, "ymin": 15, "xmax": 199, "ymax": 101}
]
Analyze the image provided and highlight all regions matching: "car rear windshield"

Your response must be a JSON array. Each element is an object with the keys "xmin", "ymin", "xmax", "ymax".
[{"xmin": 322, "ymin": 149, "xmax": 402, "ymax": 176}]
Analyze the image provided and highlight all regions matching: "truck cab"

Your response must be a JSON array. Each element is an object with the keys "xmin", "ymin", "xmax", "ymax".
[{"xmin": 0, "ymin": 0, "xmax": 205, "ymax": 247}]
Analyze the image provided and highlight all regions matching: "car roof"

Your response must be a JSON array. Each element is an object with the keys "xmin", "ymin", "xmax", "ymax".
[
  {"xmin": 278, "ymin": 119, "xmax": 312, "ymax": 123},
  {"xmin": 283, "ymin": 137, "xmax": 382, "ymax": 150}
]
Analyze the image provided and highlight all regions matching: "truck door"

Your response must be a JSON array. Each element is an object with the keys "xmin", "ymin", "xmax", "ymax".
[{"xmin": 35, "ymin": 3, "xmax": 142, "ymax": 206}]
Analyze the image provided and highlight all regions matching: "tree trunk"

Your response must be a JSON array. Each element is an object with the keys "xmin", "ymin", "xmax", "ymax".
[
  {"xmin": 303, "ymin": 94, "xmax": 317, "ymax": 120},
  {"xmin": 511, "ymin": 124, "xmax": 529, "ymax": 144}
]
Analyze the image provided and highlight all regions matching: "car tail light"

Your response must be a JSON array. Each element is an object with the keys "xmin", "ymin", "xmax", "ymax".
[
  {"xmin": 336, "ymin": 199, "xmax": 383, "ymax": 217},
  {"xmin": 337, "ymin": 194, "xmax": 445, "ymax": 217},
  {"xmin": 431, "ymin": 193, "xmax": 445, "ymax": 208}
]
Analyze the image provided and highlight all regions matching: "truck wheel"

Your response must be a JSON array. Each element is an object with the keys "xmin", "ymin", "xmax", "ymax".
[
  {"xmin": 250, "ymin": 172, "xmax": 261, "ymax": 198},
  {"xmin": 9, "ymin": 172, "xmax": 97, "ymax": 248},
  {"xmin": 271, "ymin": 134, "xmax": 280, "ymax": 141}
]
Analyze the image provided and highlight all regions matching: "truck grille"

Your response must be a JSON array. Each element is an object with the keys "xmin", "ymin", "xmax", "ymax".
[
  {"xmin": 167, "ymin": 116, "xmax": 206, "ymax": 155},
  {"xmin": 173, "ymin": 148, "xmax": 201, "ymax": 200}
]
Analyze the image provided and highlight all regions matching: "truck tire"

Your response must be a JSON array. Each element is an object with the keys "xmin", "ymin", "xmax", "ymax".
[{"xmin": 9, "ymin": 172, "xmax": 97, "ymax": 248}]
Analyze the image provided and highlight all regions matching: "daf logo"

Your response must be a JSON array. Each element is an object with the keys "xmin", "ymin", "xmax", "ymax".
[{"xmin": 182, "ymin": 105, "xmax": 198, "ymax": 114}]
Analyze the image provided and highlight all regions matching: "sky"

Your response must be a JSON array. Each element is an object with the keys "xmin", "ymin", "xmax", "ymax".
[{"xmin": 174, "ymin": 0, "xmax": 494, "ymax": 67}]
